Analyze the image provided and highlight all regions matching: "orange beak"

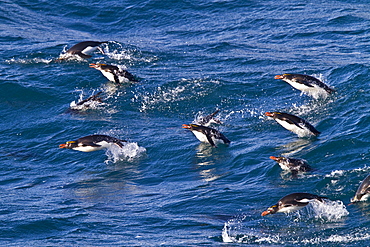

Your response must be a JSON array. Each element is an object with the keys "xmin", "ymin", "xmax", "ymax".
[
  {"xmin": 89, "ymin": 63, "xmax": 97, "ymax": 68},
  {"xmin": 261, "ymin": 210, "xmax": 271, "ymax": 216},
  {"xmin": 182, "ymin": 124, "xmax": 191, "ymax": 129},
  {"xmin": 269, "ymin": 156, "xmax": 278, "ymax": 161},
  {"xmin": 274, "ymin": 75, "xmax": 284, "ymax": 79},
  {"xmin": 59, "ymin": 144, "xmax": 67, "ymax": 149},
  {"xmin": 265, "ymin": 112, "xmax": 273, "ymax": 117}
]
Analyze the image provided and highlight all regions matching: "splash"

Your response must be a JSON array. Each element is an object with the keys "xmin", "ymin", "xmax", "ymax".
[
  {"xmin": 307, "ymin": 199, "xmax": 349, "ymax": 222},
  {"xmin": 69, "ymin": 90, "xmax": 105, "ymax": 111},
  {"xmin": 104, "ymin": 142, "xmax": 146, "ymax": 163},
  {"xmin": 101, "ymin": 41, "xmax": 157, "ymax": 63},
  {"xmin": 221, "ymin": 223, "xmax": 233, "ymax": 243}
]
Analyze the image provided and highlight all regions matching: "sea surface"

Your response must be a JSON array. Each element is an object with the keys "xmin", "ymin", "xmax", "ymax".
[{"xmin": 0, "ymin": 0, "xmax": 369, "ymax": 246}]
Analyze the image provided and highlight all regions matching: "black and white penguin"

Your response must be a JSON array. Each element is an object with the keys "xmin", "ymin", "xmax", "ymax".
[
  {"xmin": 275, "ymin": 73, "xmax": 334, "ymax": 98},
  {"xmin": 350, "ymin": 174, "xmax": 370, "ymax": 203},
  {"xmin": 270, "ymin": 156, "xmax": 312, "ymax": 175},
  {"xmin": 182, "ymin": 124, "xmax": 230, "ymax": 147},
  {"xmin": 195, "ymin": 109, "xmax": 223, "ymax": 127},
  {"xmin": 60, "ymin": 41, "xmax": 107, "ymax": 59},
  {"xmin": 59, "ymin": 134, "xmax": 127, "ymax": 152},
  {"xmin": 89, "ymin": 63, "xmax": 138, "ymax": 84},
  {"xmin": 261, "ymin": 192, "xmax": 327, "ymax": 216},
  {"xmin": 265, "ymin": 112, "xmax": 320, "ymax": 137}
]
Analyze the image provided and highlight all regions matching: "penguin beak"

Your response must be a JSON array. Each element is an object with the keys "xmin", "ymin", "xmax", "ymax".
[
  {"xmin": 261, "ymin": 210, "xmax": 271, "ymax": 216},
  {"xmin": 274, "ymin": 75, "xmax": 284, "ymax": 79},
  {"xmin": 59, "ymin": 144, "xmax": 67, "ymax": 149},
  {"xmin": 265, "ymin": 112, "xmax": 273, "ymax": 117},
  {"xmin": 89, "ymin": 63, "xmax": 97, "ymax": 68},
  {"xmin": 269, "ymin": 156, "xmax": 278, "ymax": 161},
  {"xmin": 182, "ymin": 124, "xmax": 191, "ymax": 129}
]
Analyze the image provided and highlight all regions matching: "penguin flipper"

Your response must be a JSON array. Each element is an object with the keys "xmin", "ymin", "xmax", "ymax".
[
  {"xmin": 113, "ymin": 74, "xmax": 120, "ymax": 84},
  {"xmin": 283, "ymin": 117, "xmax": 305, "ymax": 130},
  {"xmin": 122, "ymin": 70, "xmax": 137, "ymax": 82},
  {"xmin": 114, "ymin": 140, "xmax": 127, "ymax": 148},
  {"xmin": 206, "ymin": 135, "xmax": 216, "ymax": 147},
  {"xmin": 293, "ymin": 78, "xmax": 315, "ymax": 88},
  {"xmin": 219, "ymin": 133, "xmax": 231, "ymax": 144},
  {"xmin": 209, "ymin": 109, "xmax": 220, "ymax": 117}
]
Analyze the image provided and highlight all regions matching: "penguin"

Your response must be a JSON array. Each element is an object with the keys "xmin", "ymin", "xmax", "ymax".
[
  {"xmin": 265, "ymin": 112, "xmax": 320, "ymax": 137},
  {"xmin": 275, "ymin": 73, "xmax": 334, "ymax": 98},
  {"xmin": 89, "ymin": 63, "xmax": 138, "ymax": 84},
  {"xmin": 270, "ymin": 156, "xmax": 312, "ymax": 175},
  {"xmin": 182, "ymin": 124, "xmax": 230, "ymax": 147},
  {"xmin": 60, "ymin": 41, "xmax": 107, "ymax": 59},
  {"xmin": 261, "ymin": 192, "xmax": 327, "ymax": 216},
  {"xmin": 67, "ymin": 91, "xmax": 104, "ymax": 113},
  {"xmin": 59, "ymin": 134, "xmax": 127, "ymax": 152},
  {"xmin": 195, "ymin": 109, "xmax": 223, "ymax": 127},
  {"xmin": 350, "ymin": 174, "xmax": 370, "ymax": 203}
]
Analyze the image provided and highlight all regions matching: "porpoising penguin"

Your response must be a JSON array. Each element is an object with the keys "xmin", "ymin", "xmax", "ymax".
[
  {"xmin": 59, "ymin": 134, "xmax": 127, "ymax": 152},
  {"xmin": 89, "ymin": 63, "xmax": 138, "ymax": 84},
  {"xmin": 350, "ymin": 174, "xmax": 370, "ymax": 203},
  {"xmin": 59, "ymin": 41, "xmax": 107, "ymax": 59},
  {"xmin": 261, "ymin": 192, "xmax": 327, "ymax": 216},
  {"xmin": 275, "ymin": 73, "xmax": 334, "ymax": 99},
  {"xmin": 270, "ymin": 156, "xmax": 312, "ymax": 175},
  {"xmin": 265, "ymin": 112, "xmax": 320, "ymax": 137},
  {"xmin": 182, "ymin": 124, "xmax": 230, "ymax": 147}
]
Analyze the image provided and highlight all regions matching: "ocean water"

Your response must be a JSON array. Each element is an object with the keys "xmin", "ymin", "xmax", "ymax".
[{"xmin": 0, "ymin": 0, "xmax": 369, "ymax": 246}]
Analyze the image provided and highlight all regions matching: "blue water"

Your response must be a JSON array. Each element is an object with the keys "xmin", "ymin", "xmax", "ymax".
[{"xmin": 1, "ymin": 0, "xmax": 370, "ymax": 246}]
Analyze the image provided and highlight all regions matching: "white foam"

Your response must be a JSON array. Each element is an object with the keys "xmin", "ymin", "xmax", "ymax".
[
  {"xmin": 308, "ymin": 199, "xmax": 349, "ymax": 222},
  {"xmin": 104, "ymin": 142, "xmax": 146, "ymax": 163},
  {"xmin": 221, "ymin": 223, "xmax": 233, "ymax": 243}
]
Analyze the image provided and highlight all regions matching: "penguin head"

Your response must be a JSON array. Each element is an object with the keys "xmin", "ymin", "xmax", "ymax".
[
  {"xmin": 261, "ymin": 204, "xmax": 279, "ymax": 216},
  {"xmin": 275, "ymin": 74, "xmax": 293, "ymax": 80},
  {"xmin": 350, "ymin": 196, "xmax": 359, "ymax": 203},
  {"xmin": 269, "ymin": 156, "xmax": 286, "ymax": 163},
  {"xmin": 90, "ymin": 63, "xmax": 118, "ymax": 72},
  {"xmin": 89, "ymin": 63, "xmax": 105, "ymax": 69},
  {"xmin": 265, "ymin": 112, "xmax": 281, "ymax": 119},
  {"xmin": 59, "ymin": 140, "xmax": 78, "ymax": 149}
]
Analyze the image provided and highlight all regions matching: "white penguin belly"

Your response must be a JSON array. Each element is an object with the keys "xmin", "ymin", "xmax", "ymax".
[
  {"xmin": 75, "ymin": 141, "xmax": 112, "ymax": 152},
  {"xmin": 278, "ymin": 205, "xmax": 304, "ymax": 213},
  {"xmin": 101, "ymin": 70, "xmax": 117, "ymax": 82},
  {"xmin": 286, "ymin": 80, "xmax": 328, "ymax": 99},
  {"xmin": 275, "ymin": 119, "xmax": 311, "ymax": 137},
  {"xmin": 192, "ymin": 131, "xmax": 209, "ymax": 143}
]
